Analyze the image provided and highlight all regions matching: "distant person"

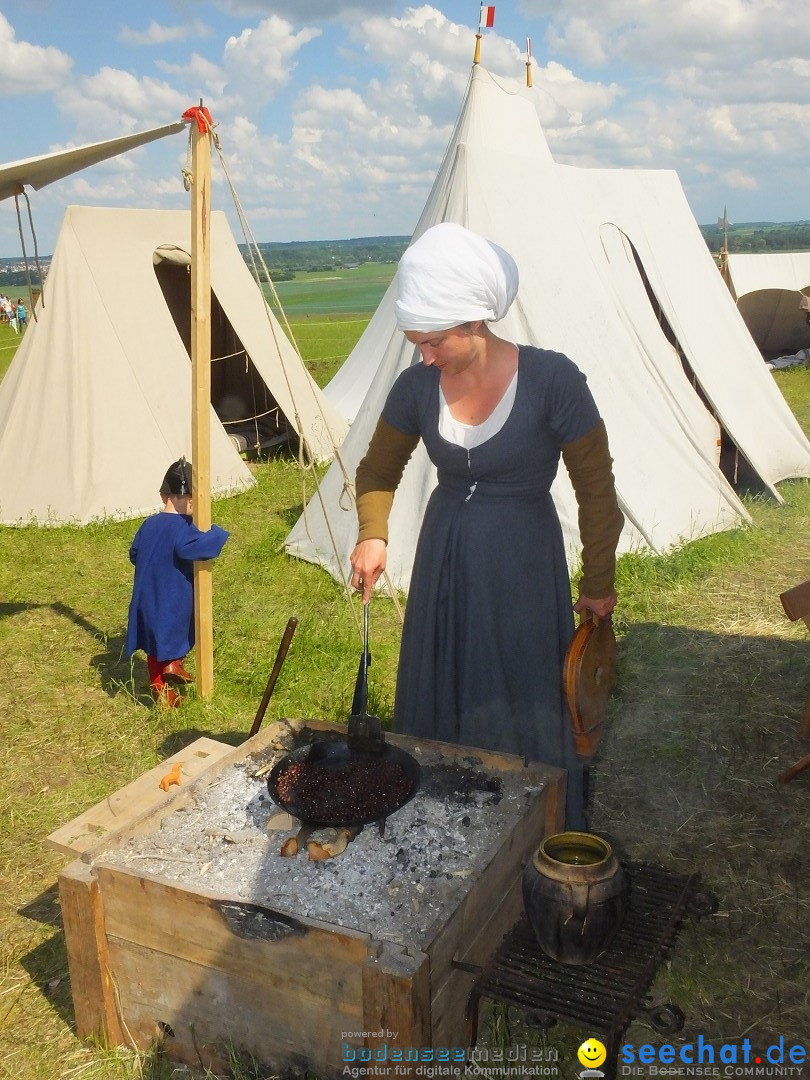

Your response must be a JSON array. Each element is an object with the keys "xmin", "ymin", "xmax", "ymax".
[
  {"xmin": 15, "ymin": 299, "xmax": 26, "ymax": 332},
  {"xmin": 4, "ymin": 298, "xmax": 17, "ymax": 333},
  {"xmin": 126, "ymin": 458, "xmax": 229, "ymax": 707}
]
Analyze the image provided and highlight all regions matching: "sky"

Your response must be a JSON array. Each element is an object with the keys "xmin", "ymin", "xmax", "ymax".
[{"xmin": 2, "ymin": 0, "xmax": 809, "ymax": 256}]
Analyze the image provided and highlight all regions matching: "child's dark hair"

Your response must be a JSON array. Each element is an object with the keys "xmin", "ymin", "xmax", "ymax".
[{"xmin": 160, "ymin": 457, "xmax": 192, "ymax": 497}]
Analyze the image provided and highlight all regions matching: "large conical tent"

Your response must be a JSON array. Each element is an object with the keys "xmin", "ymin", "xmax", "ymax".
[
  {"xmin": 0, "ymin": 205, "xmax": 348, "ymax": 525},
  {"xmin": 723, "ymin": 251, "xmax": 810, "ymax": 358},
  {"xmin": 286, "ymin": 64, "xmax": 810, "ymax": 592}
]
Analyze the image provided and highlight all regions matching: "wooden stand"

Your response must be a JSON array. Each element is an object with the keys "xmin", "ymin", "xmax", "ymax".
[{"xmin": 52, "ymin": 722, "xmax": 565, "ymax": 1077}]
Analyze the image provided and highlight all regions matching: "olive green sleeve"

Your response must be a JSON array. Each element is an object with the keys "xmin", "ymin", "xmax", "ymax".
[
  {"xmin": 355, "ymin": 418, "xmax": 420, "ymax": 544},
  {"xmin": 560, "ymin": 420, "xmax": 624, "ymax": 598}
]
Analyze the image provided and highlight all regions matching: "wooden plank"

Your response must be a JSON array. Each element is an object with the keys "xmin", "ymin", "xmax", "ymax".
[
  {"xmin": 362, "ymin": 942, "xmax": 431, "ymax": 1075},
  {"xmin": 58, "ymin": 860, "xmax": 124, "ymax": 1046},
  {"xmin": 425, "ymin": 765, "xmax": 563, "ymax": 1046},
  {"xmin": 46, "ymin": 737, "xmax": 232, "ymax": 858},
  {"xmin": 105, "ymin": 937, "xmax": 360, "ymax": 1076},
  {"xmin": 95, "ymin": 864, "xmax": 370, "ymax": 991},
  {"xmin": 60, "ymin": 722, "xmax": 304, "ymax": 864},
  {"xmin": 94, "ymin": 863, "xmax": 370, "ymax": 1072},
  {"xmin": 430, "ymin": 873, "xmax": 524, "ymax": 1051}
]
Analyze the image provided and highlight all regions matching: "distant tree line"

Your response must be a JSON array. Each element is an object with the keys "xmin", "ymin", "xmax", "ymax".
[
  {"xmin": 246, "ymin": 235, "xmax": 410, "ymax": 278},
  {"xmin": 0, "ymin": 269, "xmax": 43, "ymax": 287},
  {"xmin": 5, "ymin": 225, "xmax": 810, "ymax": 287},
  {"xmin": 701, "ymin": 221, "xmax": 810, "ymax": 254}
]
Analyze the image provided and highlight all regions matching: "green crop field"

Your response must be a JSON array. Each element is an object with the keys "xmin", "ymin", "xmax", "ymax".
[
  {"xmin": 260, "ymin": 263, "xmax": 397, "ymax": 383},
  {"xmin": 264, "ymin": 261, "xmax": 397, "ymax": 317}
]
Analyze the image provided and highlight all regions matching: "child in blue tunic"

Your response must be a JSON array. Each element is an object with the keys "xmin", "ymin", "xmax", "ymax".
[{"xmin": 126, "ymin": 458, "xmax": 229, "ymax": 705}]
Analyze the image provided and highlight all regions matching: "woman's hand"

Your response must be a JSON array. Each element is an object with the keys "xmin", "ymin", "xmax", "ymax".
[
  {"xmin": 574, "ymin": 591, "xmax": 617, "ymax": 620},
  {"xmin": 350, "ymin": 538, "xmax": 387, "ymax": 604}
]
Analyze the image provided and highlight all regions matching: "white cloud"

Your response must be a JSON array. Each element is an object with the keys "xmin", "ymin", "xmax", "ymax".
[
  {"xmin": 0, "ymin": 12, "xmax": 72, "ymax": 94},
  {"xmin": 536, "ymin": 60, "xmax": 621, "ymax": 123},
  {"xmin": 55, "ymin": 68, "xmax": 190, "ymax": 139},
  {"xmin": 720, "ymin": 168, "xmax": 759, "ymax": 191},
  {"xmin": 155, "ymin": 53, "xmax": 228, "ymax": 97},
  {"xmin": 546, "ymin": 16, "xmax": 606, "ymax": 67},
  {"xmin": 667, "ymin": 57, "xmax": 810, "ymax": 107},
  {"xmin": 222, "ymin": 15, "xmax": 321, "ymax": 106},
  {"xmin": 119, "ymin": 20, "xmax": 213, "ymax": 45},
  {"xmin": 522, "ymin": 0, "xmax": 810, "ymax": 71}
]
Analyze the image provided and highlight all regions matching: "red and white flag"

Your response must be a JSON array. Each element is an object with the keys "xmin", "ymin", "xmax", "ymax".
[{"xmin": 479, "ymin": 5, "xmax": 495, "ymax": 28}]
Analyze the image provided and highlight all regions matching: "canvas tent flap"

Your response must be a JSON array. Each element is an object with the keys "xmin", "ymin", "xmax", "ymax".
[
  {"xmin": 0, "ymin": 206, "xmax": 347, "ymax": 526},
  {"xmin": 0, "ymin": 122, "xmax": 186, "ymax": 202},
  {"xmin": 290, "ymin": 64, "xmax": 810, "ymax": 593}
]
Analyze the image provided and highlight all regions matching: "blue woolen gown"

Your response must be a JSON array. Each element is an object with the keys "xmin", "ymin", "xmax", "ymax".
[
  {"xmin": 126, "ymin": 513, "xmax": 229, "ymax": 662},
  {"xmin": 382, "ymin": 346, "xmax": 601, "ymax": 829}
]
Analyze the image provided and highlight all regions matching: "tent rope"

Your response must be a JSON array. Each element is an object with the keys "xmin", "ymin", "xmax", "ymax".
[
  {"xmin": 13, "ymin": 189, "xmax": 45, "ymax": 320},
  {"xmin": 222, "ymin": 404, "xmax": 280, "ymax": 425},
  {"xmin": 211, "ymin": 346, "xmax": 248, "ymax": 363},
  {"xmin": 185, "ymin": 111, "xmax": 404, "ymax": 629}
]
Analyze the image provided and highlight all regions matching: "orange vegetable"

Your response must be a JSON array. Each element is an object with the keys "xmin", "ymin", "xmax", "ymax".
[
  {"xmin": 280, "ymin": 836, "xmax": 299, "ymax": 857},
  {"xmin": 159, "ymin": 762, "xmax": 183, "ymax": 791}
]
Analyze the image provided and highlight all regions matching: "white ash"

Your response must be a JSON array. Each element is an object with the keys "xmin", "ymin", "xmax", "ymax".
[{"xmin": 97, "ymin": 745, "xmax": 547, "ymax": 949}]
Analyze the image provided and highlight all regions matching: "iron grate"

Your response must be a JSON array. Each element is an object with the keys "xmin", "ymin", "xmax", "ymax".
[{"xmin": 466, "ymin": 862, "xmax": 706, "ymax": 1077}]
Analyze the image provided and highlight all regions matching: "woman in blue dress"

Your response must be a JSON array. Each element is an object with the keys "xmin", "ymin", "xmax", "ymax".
[{"xmin": 349, "ymin": 223, "xmax": 623, "ymax": 828}]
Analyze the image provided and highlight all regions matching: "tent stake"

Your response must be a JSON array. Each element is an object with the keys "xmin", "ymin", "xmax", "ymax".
[{"xmin": 190, "ymin": 104, "xmax": 214, "ymax": 698}]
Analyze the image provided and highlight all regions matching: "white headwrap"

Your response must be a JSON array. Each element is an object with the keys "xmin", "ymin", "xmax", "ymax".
[{"xmin": 394, "ymin": 222, "xmax": 519, "ymax": 332}]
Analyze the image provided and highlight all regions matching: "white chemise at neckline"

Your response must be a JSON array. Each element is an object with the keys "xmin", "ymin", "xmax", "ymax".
[{"xmin": 438, "ymin": 369, "xmax": 518, "ymax": 449}]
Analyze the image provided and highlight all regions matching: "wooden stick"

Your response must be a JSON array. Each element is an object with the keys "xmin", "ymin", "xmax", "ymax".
[
  {"xmin": 191, "ymin": 104, "xmax": 214, "ymax": 698},
  {"xmin": 249, "ymin": 616, "xmax": 298, "ymax": 737},
  {"xmin": 778, "ymin": 753, "xmax": 810, "ymax": 784}
]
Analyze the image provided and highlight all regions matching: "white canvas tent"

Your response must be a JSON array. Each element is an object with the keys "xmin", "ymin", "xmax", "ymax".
[
  {"xmin": 286, "ymin": 64, "xmax": 810, "ymax": 592},
  {"xmin": 723, "ymin": 251, "xmax": 810, "ymax": 358},
  {"xmin": 0, "ymin": 205, "xmax": 348, "ymax": 525}
]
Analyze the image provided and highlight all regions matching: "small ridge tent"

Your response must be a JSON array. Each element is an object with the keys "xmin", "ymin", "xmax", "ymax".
[
  {"xmin": 0, "ymin": 205, "xmax": 347, "ymax": 525},
  {"xmin": 723, "ymin": 251, "xmax": 810, "ymax": 359}
]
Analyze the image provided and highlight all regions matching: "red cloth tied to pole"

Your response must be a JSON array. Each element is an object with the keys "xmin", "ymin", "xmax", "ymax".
[{"xmin": 182, "ymin": 106, "xmax": 213, "ymax": 133}]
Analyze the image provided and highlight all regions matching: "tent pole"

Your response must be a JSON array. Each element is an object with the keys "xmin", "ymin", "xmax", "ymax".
[{"xmin": 190, "ymin": 105, "xmax": 214, "ymax": 698}]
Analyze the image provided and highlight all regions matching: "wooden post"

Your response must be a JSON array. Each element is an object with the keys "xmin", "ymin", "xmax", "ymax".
[{"xmin": 190, "ymin": 106, "xmax": 214, "ymax": 697}]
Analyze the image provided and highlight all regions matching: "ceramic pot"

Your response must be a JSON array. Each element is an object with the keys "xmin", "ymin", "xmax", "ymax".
[{"xmin": 522, "ymin": 831, "xmax": 626, "ymax": 965}]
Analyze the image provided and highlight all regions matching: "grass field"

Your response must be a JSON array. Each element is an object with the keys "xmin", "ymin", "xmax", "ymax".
[
  {"xmin": 0, "ymin": 281, "xmax": 809, "ymax": 1079},
  {"xmin": 0, "ymin": 321, "xmax": 23, "ymax": 380},
  {"xmin": 268, "ymin": 262, "xmax": 397, "ymax": 383},
  {"xmin": 264, "ymin": 262, "xmax": 397, "ymax": 317}
]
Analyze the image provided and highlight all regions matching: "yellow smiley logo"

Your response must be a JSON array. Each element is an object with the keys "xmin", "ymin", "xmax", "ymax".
[{"xmin": 577, "ymin": 1038, "xmax": 607, "ymax": 1069}]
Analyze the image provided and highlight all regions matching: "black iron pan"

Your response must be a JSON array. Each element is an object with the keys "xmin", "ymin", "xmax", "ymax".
[{"xmin": 266, "ymin": 603, "xmax": 421, "ymax": 827}]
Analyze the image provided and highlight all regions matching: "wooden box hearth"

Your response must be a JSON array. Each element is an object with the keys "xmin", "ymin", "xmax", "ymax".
[{"xmin": 52, "ymin": 720, "xmax": 565, "ymax": 1078}]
